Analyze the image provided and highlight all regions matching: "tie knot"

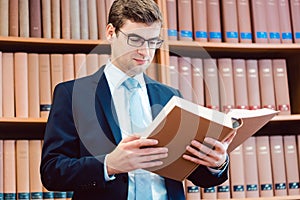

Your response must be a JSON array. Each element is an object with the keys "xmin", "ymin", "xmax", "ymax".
[{"xmin": 123, "ymin": 78, "xmax": 140, "ymax": 92}]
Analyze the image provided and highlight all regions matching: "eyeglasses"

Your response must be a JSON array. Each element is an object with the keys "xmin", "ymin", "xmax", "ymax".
[{"xmin": 118, "ymin": 29, "xmax": 164, "ymax": 49}]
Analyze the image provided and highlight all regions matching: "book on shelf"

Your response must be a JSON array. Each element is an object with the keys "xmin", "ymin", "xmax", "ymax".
[
  {"xmin": 185, "ymin": 179, "xmax": 201, "ymax": 200},
  {"xmin": 86, "ymin": 54, "xmax": 99, "ymax": 76},
  {"xmin": 28, "ymin": 53, "xmax": 40, "ymax": 118},
  {"xmin": 201, "ymin": 186, "xmax": 216, "ymax": 199},
  {"xmin": 290, "ymin": 0, "xmax": 300, "ymax": 43},
  {"xmin": 16, "ymin": 140, "xmax": 30, "ymax": 199},
  {"xmin": 236, "ymin": 0, "xmax": 252, "ymax": 43},
  {"xmin": 79, "ymin": 0, "xmax": 89, "ymax": 40},
  {"xmin": 96, "ymin": 0, "xmax": 107, "ymax": 40},
  {"xmin": 207, "ymin": 0, "xmax": 222, "ymax": 42},
  {"xmin": 193, "ymin": 0, "xmax": 207, "ymax": 42},
  {"xmin": 88, "ymin": 0, "xmax": 98, "ymax": 40},
  {"xmin": 166, "ymin": 0, "xmax": 178, "ymax": 40},
  {"xmin": 42, "ymin": 0, "xmax": 52, "ymax": 38},
  {"xmin": 63, "ymin": 54, "xmax": 75, "ymax": 81},
  {"xmin": 0, "ymin": 140, "xmax": 3, "ymax": 198},
  {"xmin": 70, "ymin": 0, "xmax": 80, "ymax": 39},
  {"xmin": 51, "ymin": 0, "xmax": 61, "ymax": 39},
  {"xmin": 4, "ymin": 140, "xmax": 16, "ymax": 200},
  {"xmin": 217, "ymin": 178, "xmax": 230, "ymax": 199},
  {"xmin": 221, "ymin": 0, "xmax": 239, "ymax": 43},
  {"xmin": 246, "ymin": 59, "xmax": 261, "ymax": 110},
  {"xmin": 177, "ymin": 0, "xmax": 193, "ymax": 41},
  {"xmin": 19, "ymin": 0, "xmax": 29, "ymax": 37},
  {"xmin": 232, "ymin": 59, "xmax": 248, "ymax": 109},
  {"xmin": 61, "ymin": 0, "xmax": 71, "ymax": 39},
  {"xmin": 29, "ymin": 0, "xmax": 42, "ymax": 38},
  {"xmin": 0, "ymin": 0, "xmax": 9, "ymax": 37},
  {"xmin": 9, "ymin": 0, "xmax": 18, "ymax": 37},
  {"xmin": 191, "ymin": 58, "xmax": 204, "ymax": 106},
  {"xmin": 178, "ymin": 57, "xmax": 193, "ymax": 102},
  {"xmin": 169, "ymin": 56, "xmax": 179, "ymax": 90},
  {"xmin": 142, "ymin": 96, "xmax": 278, "ymax": 181},
  {"xmin": 265, "ymin": 0, "xmax": 281, "ymax": 43},
  {"xmin": 278, "ymin": 0, "xmax": 293, "ymax": 43},
  {"xmin": 251, "ymin": 0, "xmax": 268, "ymax": 43}
]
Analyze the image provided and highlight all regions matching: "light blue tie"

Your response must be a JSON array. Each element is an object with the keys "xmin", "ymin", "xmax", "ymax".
[{"xmin": 123, "ymin": 78, "xmax": 153, "ymax": 200}]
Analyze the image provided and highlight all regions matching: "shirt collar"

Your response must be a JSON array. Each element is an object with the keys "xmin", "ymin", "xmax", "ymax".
[{"xmin": 104, "ymin": 60, "xmax": 146, "ymax": 89}]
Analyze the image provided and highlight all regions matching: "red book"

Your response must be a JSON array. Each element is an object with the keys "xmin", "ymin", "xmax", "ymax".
[
  {"xmin": 290, "ymin": 0, "xmax": 300, "ymax": 43},
  {"xmin": 236, "ymin": 0, "xmax": 252, "ymax": 43},
  {"xmin": 193, "ymin": 0, "xmax": 207, "ymax": 42},
  {"xmin": 272, "ymin": 59, "xmax": 291, "ymax": 115},
  {"xmin": 217, "ymin": 58, "xmax": 235, "ymax": 112},
  {"xmin": 251, "ymin": 0, "xmax": 268, "ymax": 43},
  {"xmin": 258, "ymin": 59, "xmax": 276, "ymax": 110},
  {"xmin": 278, "ymin": 0, "xmax": 293, "ymax": 43},
  {"xmin": 178, "ymin": 57, "xmax": 193, "ymax": 101},
  {"xmin": 166, "ymin": 0, "xmax": 178, "ymax": 40},
  {"xmin": 221, "ymin": 0, "xmax": 239, "ymax": 43},
  {"xmin": 207, "ymin": 0, "xmax": 222, "ymax": 42},
  {"xmin": 177, "ymin": 0, "xmax": 193, "ymax": 41}
]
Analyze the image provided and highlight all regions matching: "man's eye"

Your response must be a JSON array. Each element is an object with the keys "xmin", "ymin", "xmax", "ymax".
[{"xmin": 129, "ymin": 37, "xmax": 143, "ymax": 42}]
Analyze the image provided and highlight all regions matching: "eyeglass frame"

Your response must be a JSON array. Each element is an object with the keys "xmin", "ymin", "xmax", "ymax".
[{"xmin": 118, "ymin": 29, "xmax": 164, "ymax": 49}]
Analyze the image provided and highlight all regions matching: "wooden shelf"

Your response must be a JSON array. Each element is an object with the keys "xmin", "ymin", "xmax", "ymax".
[
  {"xmin": 167, "ymin": 41, "xmax": 300, "ymax": 58},
  {"xmin": 230, "ymin": 195, "xmax": 300, "ymax": 200},
  {"xmin": 0, "ymin": 36, "xmax": 111, "ymax": 54}
]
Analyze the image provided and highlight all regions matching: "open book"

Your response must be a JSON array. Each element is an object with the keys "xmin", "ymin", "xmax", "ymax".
[{"xmin": 142, "ymin": 96, "xmax": 278, "ymax": 181}]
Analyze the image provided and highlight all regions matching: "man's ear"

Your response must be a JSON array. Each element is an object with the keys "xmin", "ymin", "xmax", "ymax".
[{"xmin": 106, "ymin": 23, "xmax": 116, "ymax": 42}]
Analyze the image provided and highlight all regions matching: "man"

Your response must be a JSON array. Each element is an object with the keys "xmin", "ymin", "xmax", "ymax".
[{"xmin": 40, "ymin": 0, "xmax": 234, "ymax": 199}]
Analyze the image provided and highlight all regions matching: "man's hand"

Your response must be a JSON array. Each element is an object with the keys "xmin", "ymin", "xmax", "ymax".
[
  {"xmin": 106, "ymin": 135, "xmax": 168, "ymax": 175},
  {"xmin": 183, "ymin": 131, "xmax": 236, "ymax": 168}
]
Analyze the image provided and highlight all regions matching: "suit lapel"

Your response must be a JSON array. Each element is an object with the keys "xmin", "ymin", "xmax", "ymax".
[{"xmin": 95, "ymin": 67, "xmax": 122, "ymax": 144}]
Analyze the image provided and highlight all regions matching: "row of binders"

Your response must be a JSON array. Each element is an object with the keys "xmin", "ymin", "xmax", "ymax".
[
  {"xmin": 0, "ymin": 0, "xmax": 114, "ymax": 40},
  {"xmin": 168, "ymin": 56, "xmax": 291, "ymax": 115},
  {"xmin": 0, "ymin": 140, "xmax": 73, "ymax": 200},
  {"xmin": 167, "ymin": 0, "xmax": 300, "ymax": 43},
  {"xmin": 184, "ymin": 135, "xmax": 300, "ymax": 199}
]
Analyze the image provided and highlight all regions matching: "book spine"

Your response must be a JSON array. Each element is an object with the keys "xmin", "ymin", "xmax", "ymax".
[
  {"xmin": 0, "ymin": 0, "xmax": 9, "ymax": 36},
  {"xmin": 272, "ymin": 59, "xmax": 291, "ymax": 115},
  {"xmin": 246, "ymin": 59, "xmax": 261, "ymax": 110},
  {"xmin": 217, "ymin": 179, "xmax": 230, "ymax": 199},
  {"xmin": 96, "ymin": 0, "xmax": 107, "ymax": 40},
  {"xmin": 29, "ymin": 0, "xmax": 42, "ymax": 38},
  {"xmin": 28, "ymin": 53, "xmax": 40, "ymax": 118},
  {"xmin": 70, "ymin": 0, "xmax": 81, "ymax": 39},
  {"xmin": 3, "ymin": 140, "xmax": 16, "ymax": 200},
  {"xmin": 201, "ymin": 187, "xmax": 217, "ymax": 199},
  {"xmin": 178, "ymin": 57, "xmax": 193, "ymax": 101},
  {"xmin": 207, "ymin": 0, "xmax": 222, "ymax": 42},
  {"xmin": 251, "ymin": 0, "xmax": 268, "ymax": 43},
  {"xmin": 79, "ymin": 0, "xmax": 89, "ymax": 40},
  {"xmin": 290, "ymin": 0, "xmax": 300, "ymax": 43},
  {"xmin": 61, "ymin": 0, "xmax": 71, "ymax": 39},
  {"xmin": 52, "ymin": 0, "xmax": 61, "ymax": 39},
  {"xmin": 86, "ymin": 54, "xmax": 99, "ymax": 75},
  {"xmin": 63, "ymin": 54, "xmax": 75, "ymax": 81},
  {"xmin": 221, "ymin": 0, "xmax": 239, "ymax": 43},
  {"xmin": 177, "ymin": 0, "xmax": 193, "ymax": 41},
  {"xmin": 0, "ymin": 140, "xmax": 3, "ymax": 198},
  {"xmin": 166, "ymin": 0, "xmax": 178, "ymax": 40},
  {"xmin": 88, "ymin": 0, "xmax": 98, "ymax": 40},
  {"xmin": 9, "ymin": 0, "xmax": 19, "ymax": 36},
  {"xmin": 278, "ymin": 0, "xmax": 293, "ymax": 43},
  {"xmin": 169, "ymin": 56, "xmax": 179, "ymax": 89},
  {"xmin": 185, "ymin": 179, "xmax": 201, "ymax": 200},
  {"xmin": 218, "ymin": 58, "xmax": 235, "ymax": 112},
  {"xmin": 74, "ymin": 53, "xmax": 87, "ymax": 78},
  {"xmin": 191, "ymin": 58, "xmax": 204, "ymax": 106},
  {"xmin": 193, "ymin": 0, "xmax": 208, "ymax": 42},
  {"xmin": 236, "ymin": 0, "xmax": 252, "ymax": 43},
  {"xmin": 42, "ymin": 0, "xmax": 52, "ymax": 38},
  {"xmin": 19, "ymin": 0, "xmax": 30, "ymax": 37},
  {"xmin": 50, "ymin": 54, "xmax": 64, "ymax": 94},
  {"xmin": 265, "ymin": 0, "xmax": 281, "ymax": 43}
]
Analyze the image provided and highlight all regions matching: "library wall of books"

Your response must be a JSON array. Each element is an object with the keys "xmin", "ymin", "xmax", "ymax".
[{"xmin": 0, "ymin": 0, "xmax": 299, "ymax": 199}]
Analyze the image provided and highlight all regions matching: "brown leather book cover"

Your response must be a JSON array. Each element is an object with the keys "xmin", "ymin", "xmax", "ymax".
[
  {"xmin": 88, "ymin": 0, "xmax": 98, "ymax": 40},
  {"xmin": 80, "ymin": 0, "xmax": 89, "ymax": 40},
  {"xmin": 9, "ymin": 0, "xmax": 19, "ymax": 36},
  {"xmin": 166, "ymin": 0, "xmax": 178, "ymax": 40},
  {"xmin": 185, "ymin": 179, "xmax": 201, "ymax": 200},
  {"xmin": 28, "ymin": 53, "xmax": 40, "ymax": 118},
  {"xmin": 201, "ymin": 187, "xmax": 217, "ymax": 199},
  {"xmin": 52, "ymin": 0, "xmax": 61, "ymax": 39},
  {"xmin": 3, "ymin": 140, "xmax": 16, "ymax": 199},
  {"xmin": 169, "ymin": 56, "xmax": 179, "ymax": 89},
  {"xmin": 207, "ymin": 0, "xmax": 222, "ymax": 42},
  {"xmin": 178, "ymin": 57, "xmax": 193, "ymax": 101},
  {"xmin": 256, "ymin": 136, "xmax": 274, "ymax": 197},
  {"xmin": 229, "ymin": 145, "xmax": 246, "ymax": 198},
  {"xmin": 258, "ymin": 59, "xmax": 276, "ymax": 110},
  {"xmin": 236, "ymin": 0, "xmax": 252, "ymax": 43},
  {"xmin": 218, "ymin": 58, "xmax": 235, "ymax": 112},
  {"xmin": 2, "ymin": 53, "xmax": 15, "ymax": 117},
  {"xmin": 16, "ymin": 140, "xmax": 30, "ymax": 199},
  {"xmin": 39, "ymin": 54, "xmax": 52, "ymax": 119},
  {"xmin": 61, "ymin": 0, "xmax": 71, "ymax": 39},
  {"xmin": 70, "ymin": 0, "xmax": 81, "ymax": 39},
  {"xmin": 278, "ymin": 0, "xmax": 293, "ymax": 43},
  {"xmin": 144, "ymin": 96, "xmax": 277, "ymax": 181},
  {"xmin": 177, "ymin": 0, "xmax": 193, "ymax": 41},
  {"xmin": 246, "ymin": 59, "xmax": 261, "ymax": 110},
  {"xmin": 232, "ymin": 59, "xmax": 249, "ymax": 109},
  {"xmin": 221, "ymin": 0, "xmax": 239, "ymax": 43},
  {"xmin": 191, "ymin": 58, "xmax": 204, "ymax": 106},
  {"xmin": 203, "ymin": 58, "xmax": 220, "ymax": 110},
  {"xmin": 29, "ymin": 140, "xmax": 43, "ymax": 200},
  {"xmin": 96, "ymin": 0, "xmax": 107, "ymax": 40},
  {"xmin": 74, "ymin": 53, "xmax": 87, "ymax": 78},
  {"xmin": 270, "ymin": 136, "xmax": 287, "ymax": 196},
  {"xmin": 0, "ymin": 0, "xmax": 9, "ymax": 36},
  {"xmin": 272, "ymin": 59, "xmax": 291, "ymax": 115},
  {"xmin": 0, "ymin": 140, "xmax": 3, "ymax": 197},
  {"xmin": 193, "ymin": 0, "xmax": 208, "ymax": 42},
  {"xmin": 29, "ymin": 0, "xmax": 42, "ymax": 37},
  {"xmin": 50, "ymin": 54, "xmax": 64, "ymax": 94},
  {"xmin": 86, "ymin": 54, "xmax": 99, "ymax": 75},
  {"xmin": 251, "ymin": 0, "xmax": 268, "ymax": 43},
  {"xmin": 42, "ymin": 0, "xmax": 52, "ymax": 38},
  {"xmin": 217, "ymin": 179, "xmax": 230, "ymax": 199},
  {"xmin": 290, "ymin": 0, "xmax": 300, "ymax": 43},
  {"xmin": 242, "ymin": 137, "xmax": 259, "ymax": 198},
  {"xmin": 19, "ymin": 0, "xmax": 29, "ymax": 37},
  {"xmin": 14, "ymin": 52, "xmax": 29, "ymax": 118},
  {"xmin": 283, "ymin": 135, "xmax": 300, "ymax": 195},
  {"xmin": 265, "ymin": 0, "xmax": 281, "ymax": 43}
]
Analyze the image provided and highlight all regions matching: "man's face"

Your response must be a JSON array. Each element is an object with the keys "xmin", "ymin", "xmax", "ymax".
[{"xmin": 108, "ymin": 20, "xmax": 162, "ymax": 76}]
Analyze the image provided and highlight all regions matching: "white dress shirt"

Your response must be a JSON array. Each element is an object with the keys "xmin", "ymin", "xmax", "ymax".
[{"xmin": 103, "ymin": 61, "xmax": 168, "ymax": 200}]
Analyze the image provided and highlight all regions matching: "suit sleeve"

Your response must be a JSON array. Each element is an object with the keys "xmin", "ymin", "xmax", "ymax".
[{"xmin": 40, "ymin": 83, "xmax": 108, "ymax": 191}]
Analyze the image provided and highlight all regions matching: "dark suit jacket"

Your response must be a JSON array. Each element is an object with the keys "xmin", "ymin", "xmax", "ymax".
[{"xmin": 40, "ymin": 66, "xmax": 228, "ymax": 200}]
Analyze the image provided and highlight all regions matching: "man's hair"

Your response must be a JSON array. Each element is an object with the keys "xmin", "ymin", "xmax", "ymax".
[{"xmin": 108, "ymin": 0, "xmax": 163, "ymax": 33}]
